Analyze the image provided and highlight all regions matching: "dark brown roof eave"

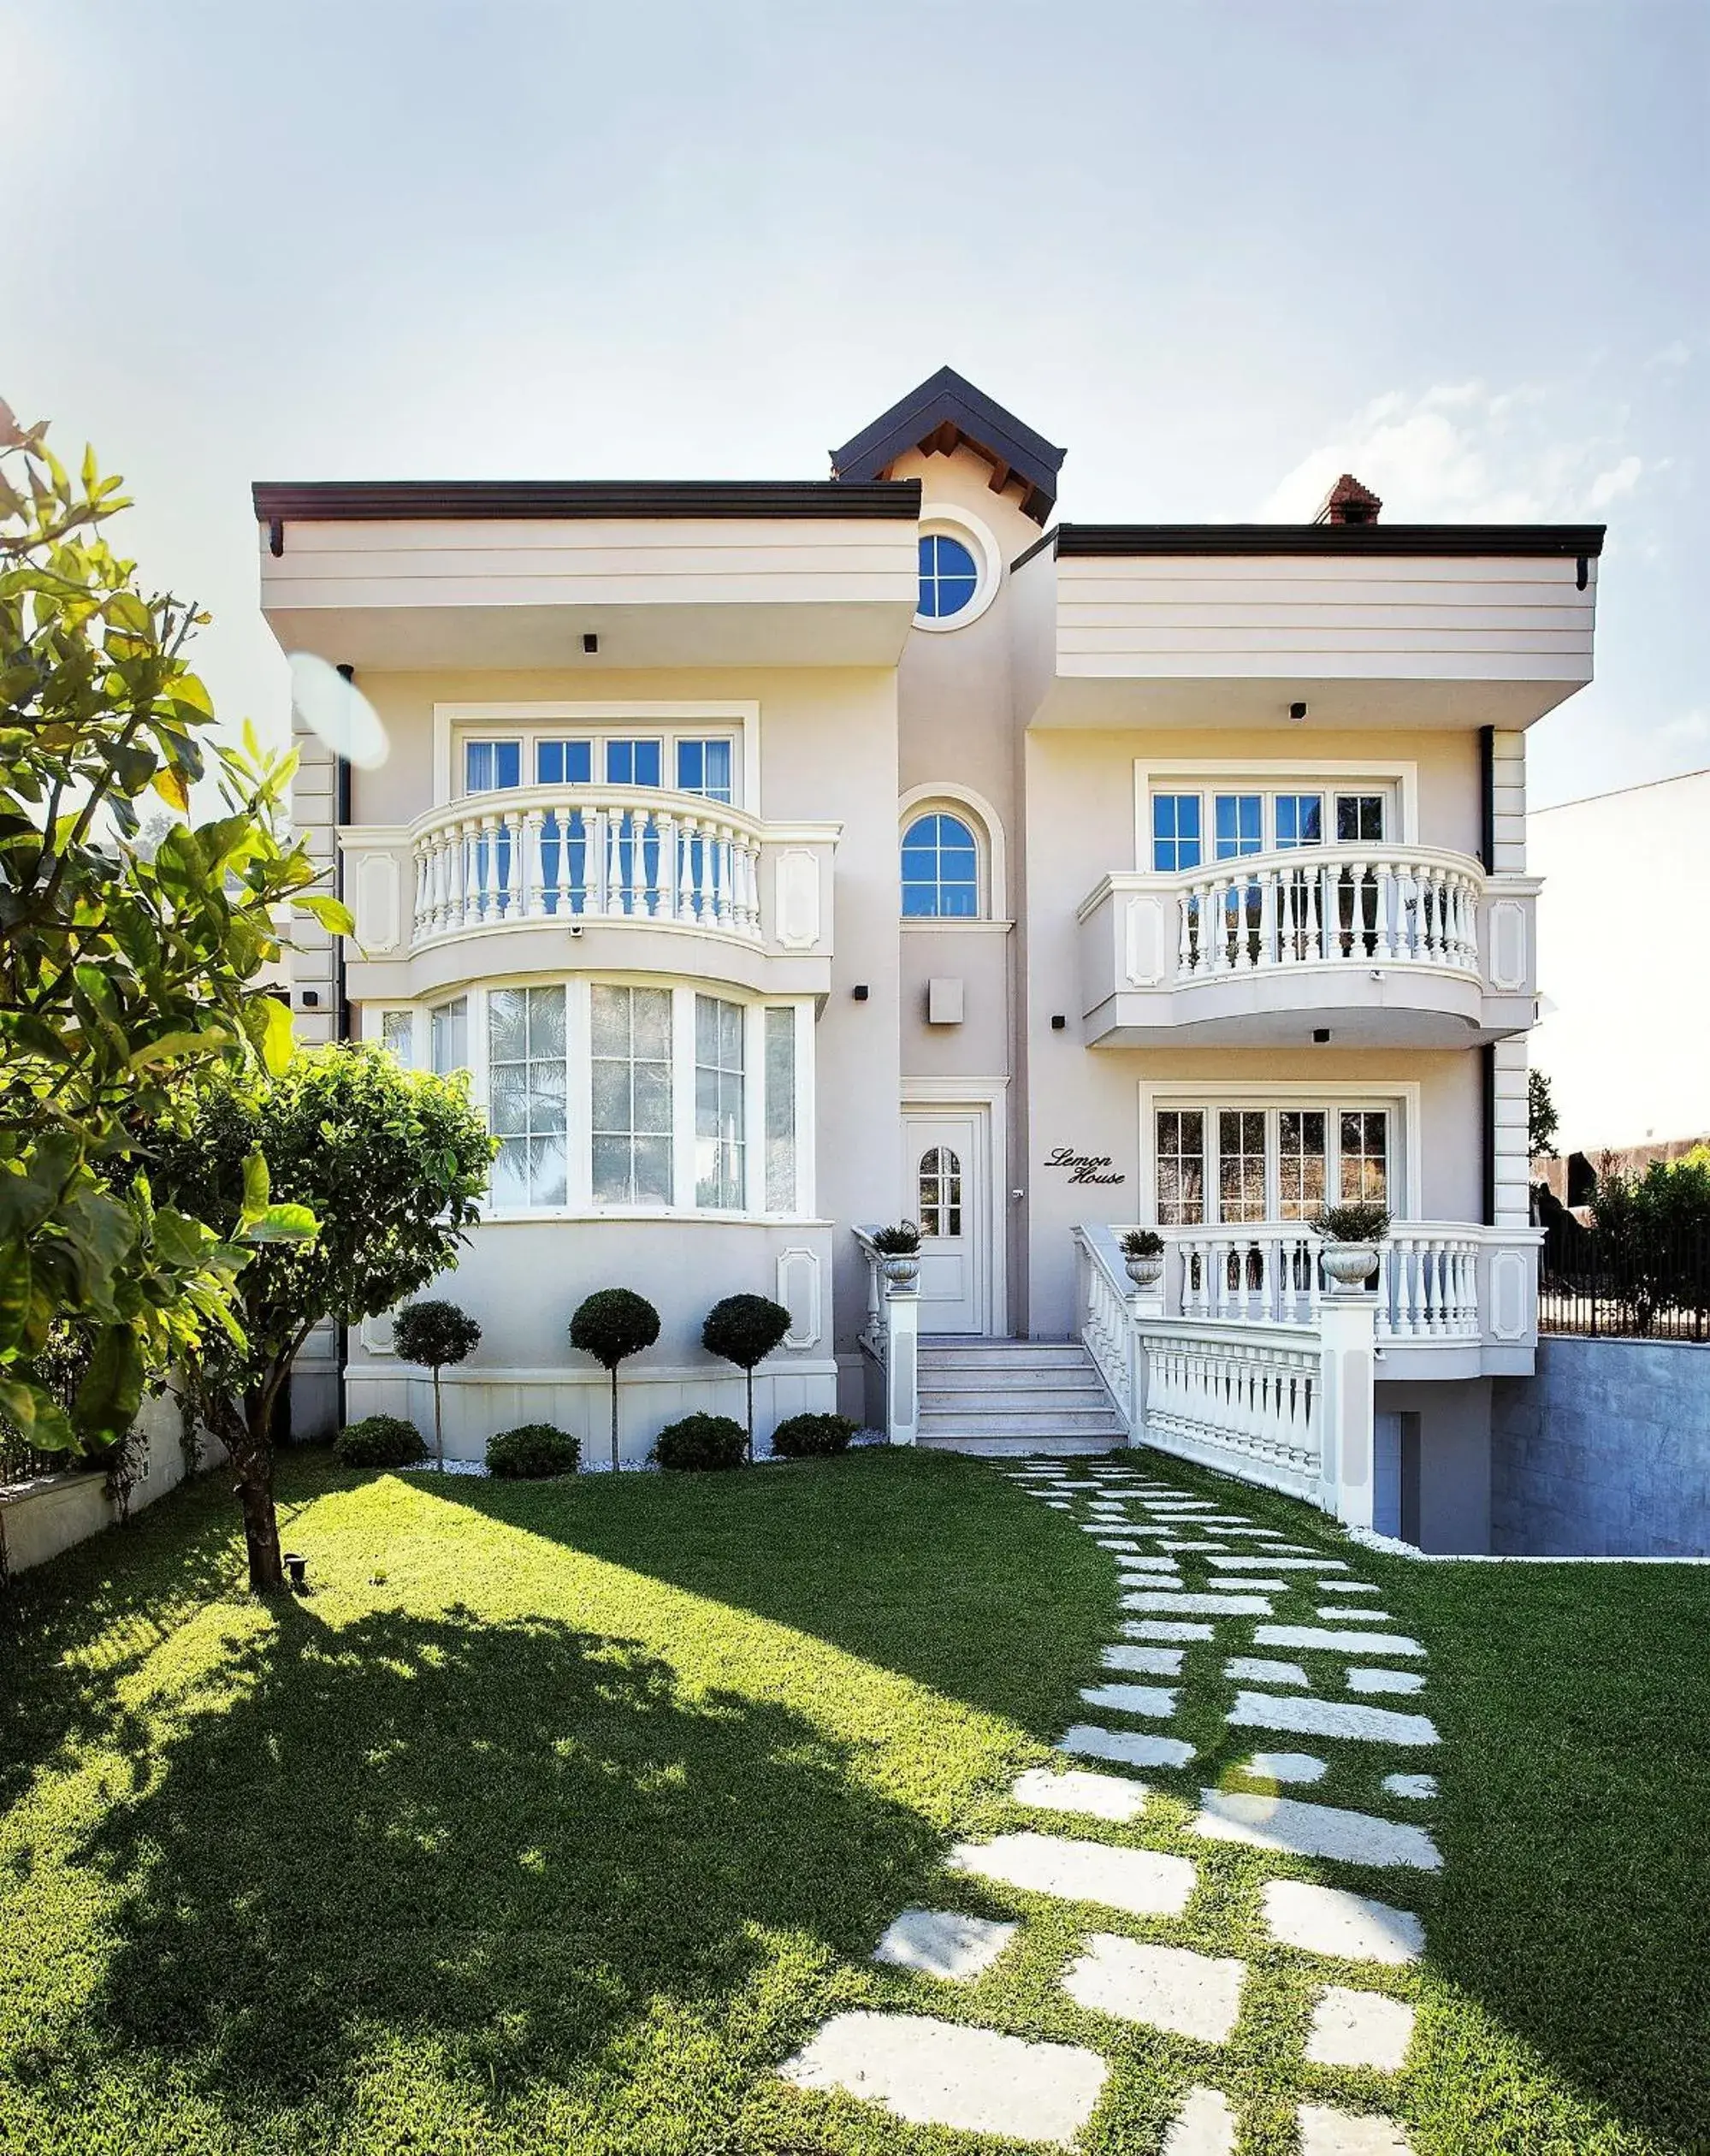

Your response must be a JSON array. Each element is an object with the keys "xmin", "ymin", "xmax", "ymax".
[
  {"xmin": 251, "ymin": 478, "xmax": 923, "ymax": 523},
  {"xmin": 1013, "ymin": 521, "xmax": 1606, "ymax": 568}
]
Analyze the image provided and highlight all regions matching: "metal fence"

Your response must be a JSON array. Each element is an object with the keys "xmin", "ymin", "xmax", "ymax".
[{"xmin": 1539, "ymin": 1218, "xmax": 1710, "ymax": 1342}]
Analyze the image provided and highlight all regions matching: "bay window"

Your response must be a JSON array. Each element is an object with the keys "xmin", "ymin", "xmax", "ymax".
[{"xmin": 393, "ymin": 981, "xmax": 807, "ymax": 1218}]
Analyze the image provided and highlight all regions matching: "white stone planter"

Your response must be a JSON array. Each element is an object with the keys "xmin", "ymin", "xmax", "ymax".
[
  {"xmin": 879, "ymin": 1253, "xmax": 920, "ymax": 1288},
  {"xmin": 1124, "ymin": 1253, "xmax": 1165, "ymax": 1288},
  {"xmin": 1322, "ymin": 1242, "xmax": 1379, "ymax": 1294}
]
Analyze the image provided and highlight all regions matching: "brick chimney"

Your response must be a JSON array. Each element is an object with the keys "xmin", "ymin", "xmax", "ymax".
[{"xmin": 1315, "ymin": 473, "xmax": 1382, "ymax": 526}]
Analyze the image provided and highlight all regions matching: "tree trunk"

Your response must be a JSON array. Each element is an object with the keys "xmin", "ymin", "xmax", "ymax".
[
  {"xmin": 609, "ymin": 1368, "xmax": 619, "ymax": 1473},
  {"xmin": 190, "ymin": 1360, "xmax": 287, "ymax": 1594},
  {"xmin": 745, "ymin": 1365, "xmax": 754, "ymax": 1463},
  {"xmin": 235, "ymin": 1453, "xmax": 286, "ymax": 1591},
  {"xmin": 433, "ymin": 1366, "xmax": 444, "ymax": 1467}
]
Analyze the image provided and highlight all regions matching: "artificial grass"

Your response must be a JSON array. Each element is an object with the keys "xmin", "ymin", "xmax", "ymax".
[{"xmin": 0, "ymin": 1448, "xmax": 1704, "ymax": 2155}]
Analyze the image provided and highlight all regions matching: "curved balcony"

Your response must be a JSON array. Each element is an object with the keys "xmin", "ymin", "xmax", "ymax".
[
  {"xmin": 337, "ymin": 784, "xmax": 838, "ymax": 1000},
  {"xmin": 1078, "ymin": 843, "xmax": 1537, "ymax": 1048}
]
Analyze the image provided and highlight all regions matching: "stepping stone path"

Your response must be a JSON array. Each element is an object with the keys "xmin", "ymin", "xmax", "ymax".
[{"xmin": 783, "ymin": 1460, "xmax": 1435, "ymax": 2149}]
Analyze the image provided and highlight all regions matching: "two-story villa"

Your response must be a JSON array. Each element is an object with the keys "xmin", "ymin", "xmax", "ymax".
[{"xmin": 260, "ymin": 369, "xmax": 1600, "ymax": 1550}]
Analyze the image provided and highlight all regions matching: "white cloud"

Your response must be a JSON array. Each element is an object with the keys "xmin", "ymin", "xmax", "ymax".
[
  {"xmin": 1657, "ymin": 709, "xmax": 1710, "ymax": 746},
  {"xmin": 1647, "ymin": 339, "xmax": 1691, "ymax": 370},
  {"xmin": 1589, "ymin": 455, "xmax": 1643, "ymax": 508},
  {"xmin": 1257, "ymin": 381, "xmax": 1648, "ymax": 524}
]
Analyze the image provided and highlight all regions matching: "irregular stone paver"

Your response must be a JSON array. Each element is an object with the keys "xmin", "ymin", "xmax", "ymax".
[
  {"xmin": 1382, "ymin": 1773, "xmax": 1439, "ymax": 1800},
  {"xmin": 1115, "ymin": 1556, "xmax": 1182, "ymax": 1573},
  {"xmin": 1318, "ymin": 1580, "xmax": 1382, "ymax": 1595},
  {"xmin": 1064, "ymin": 1934, "xmax": 1246, "ymax": 2043},
  {"xmin": 1226, "ymin": 1656, "xmax": 1311, "ymax": 1687},
  {"xmin": 1125, "ymin": 1591, "xmax": 1275, "ymax": 1616},
  {"xmin": 1298, "ymin": 2101, "xmax": 1414, "ymax": 2153},
  {"xmin": 1316, "ymin": 1607, "xmax": 1394, "ymax": 1624},
  {"xmin": 782, "ymin": 2011, "xmax": 1106, "ymax": 2146},
  {"xmin": 1207, "ymin": 1555, "xmax": 1349, "ymax": 1573},
  {"xmin": 1195, "ymin": 1575, "xmax": 1291, "ymax": 1590},
  {"xmin": 1124, "ymin": 1619, "xmax": 1215, "ymax": 1642},
  {"xmin": 1192, "ymin": 1788, "xmax": 1441, "ymax": 1870},
  {"xmin": 1348, "ymin": 1667, "xmax": 1426, "ymax": 1696},
  {"xmin": 1060, "ymin": 1723, "xmax": 1197, "ymax": 1770},
  {"xmin": 1263, "ymin": 1880, "xmax": 1425, "ymax": 1964},
  {"xmin": 1012, "ymin": 1765, "xmax": 1150, "ymax": 1821},
  {"xmin": 1234, "ymin": 1750, "xmax": 1327, "ymax": 1784},
  {"xmin": 1164, "ymin": 2085, "xmax": 1238, "ymax": 2154},
  {"xmin": 1046, "ymin": 1500, "xmax": 1072, "ymax": 1509},
  {"xmin": 1080, "ymin": 1681, "xmax": 1178, "ymax": 1719},
  {"xmin": 873, "ymin": 1908, "xmax": 1017, "ymax": 1981},
  {"xmin": 1306, "ymin": 1987, "xmax": 1417, "ymax": 2071},
  {"xmin": 1229, "ymin": 1690, "xmax": 1439, "ymax": 1748},
  {"xmin": 1254, "ymin": 1626, "xmax": 1425, "ymax": 1658},
  {"xmin": 1102, "ymin": 1643, "xmax": 1184, "ymax": 1675},
  {"xmin": 950, "ymin": 1831, "xmax": 1195, "ymax": 1916}
]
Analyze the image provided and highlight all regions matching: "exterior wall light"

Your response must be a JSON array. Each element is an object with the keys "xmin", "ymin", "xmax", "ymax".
[{"xmin": 852, "ymin": 984, "xmax": 870, "ymax": 1001}]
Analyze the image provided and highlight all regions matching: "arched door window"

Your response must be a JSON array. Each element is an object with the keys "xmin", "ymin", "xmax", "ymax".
[
  {"xmin": 918, "ymin": 1146, "xmax": 963, "ymax": 1237},
  {"xmin": 901, "ymin": 813, "xmax": 979, "ymax": 918}
]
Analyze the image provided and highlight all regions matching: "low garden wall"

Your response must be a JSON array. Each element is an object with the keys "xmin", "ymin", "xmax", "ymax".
[
  {"xmin": 0, "ymin": 1391, "xmax": 227, "ymax": 1578},
  {"xmin": 1491, "ymin": 1336, "xmax": 1710, "ymax": 1556}
]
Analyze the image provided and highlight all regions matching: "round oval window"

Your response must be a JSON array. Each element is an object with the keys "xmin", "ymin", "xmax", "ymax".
[{"xmin": 917, "ymin": 533, "xmax": 980, "ymax": 620}]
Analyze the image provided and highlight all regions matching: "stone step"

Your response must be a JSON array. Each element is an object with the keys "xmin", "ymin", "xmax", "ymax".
[
  {"xmin": 918, "ymin": 1408, "xmax": 1127, "ymax": 1436},
  {"xmin": 919, "ymin": 1341, "xmax": 1089, "ymax": 1368},
  {"xmin": 920, "ymin": 1366, "xmax": 1113, "ymax": 1395},
  {"xmin": 919, "ymin": 1434, "xmax": 1124, "ymax": 1457}
]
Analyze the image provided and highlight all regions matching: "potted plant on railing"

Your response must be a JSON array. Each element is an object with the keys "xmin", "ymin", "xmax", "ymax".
[
  {"xmin": 1314, "ymin": 1201, "xmax": 1391, "ymax": 1294},
  {"xmin": 871, "ymin": 1222, "xmax": 922, "ymax": 1288},
  {"xmin": 1120, "ymin": 1228, "xmax": 1166, "ymax": 1289}
]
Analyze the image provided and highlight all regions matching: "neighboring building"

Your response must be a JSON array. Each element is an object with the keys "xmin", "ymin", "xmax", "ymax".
[
  {"xmin": 1530, "ymin": 767, "xmax": 1710, "ymax": 1157},
  {"xmin": 257, "ymin": 368, "xmax": 1602, "ymax": 1549}
]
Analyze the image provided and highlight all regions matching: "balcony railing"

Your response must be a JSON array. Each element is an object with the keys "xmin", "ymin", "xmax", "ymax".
[
  {"xmin": 1157, "ymin": 1223, "xmax": 1485, "ymax": 1342},
  {"xmin": 1174, "ymin": 847, "xmax": 1482, "ymax": 976},
  {"xmin": 1077, "ymin": 844, "xmax": 1537, "ymax": 1046},
  {"xmin": 413, "ymin": 786, "xmax": 765, "ymax": 944}
]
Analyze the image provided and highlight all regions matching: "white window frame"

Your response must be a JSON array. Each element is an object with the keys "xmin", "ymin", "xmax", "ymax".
[
  {"xmin": 435, "ymin": 702, "xmax": 760, "ymax": 812},
  {"xmin": 1137, "ymin": 1080, "xmax": 1423, "ymax": 1226},
  {"xmin": 1134, "ymin": 761, "xmax": 1420, "ymax": 872},
  {"xmin": 913, "ymin": 504, "xmax": 1003, "ymax": 634},
  {"xmin": 896, "ymin": 781, "xmax": 1009, "ymax": 925},
  {"xmin": 374, "ymin": 1007, "xmax": 419, "ymax": 1066},
  {"xmin": 374, "ymin": 978, "xmax": 814, "ymax": 1223}
]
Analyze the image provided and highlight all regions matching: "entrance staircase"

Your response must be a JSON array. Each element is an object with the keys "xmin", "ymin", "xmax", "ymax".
[{"xmin": 916, "ymin": 1338, "xmax": 1128, "ymax": 1455}]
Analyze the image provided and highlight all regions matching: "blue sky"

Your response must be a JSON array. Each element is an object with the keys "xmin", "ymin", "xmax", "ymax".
[{"xmin": 7, "ymin": 1, "xmax": 1705, "ymax": 806}]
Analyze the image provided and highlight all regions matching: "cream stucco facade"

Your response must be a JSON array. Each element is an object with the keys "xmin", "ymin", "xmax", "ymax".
[{"xmin": 261, "ymin": 370, "xmax": 1602, "ymax": 1535}]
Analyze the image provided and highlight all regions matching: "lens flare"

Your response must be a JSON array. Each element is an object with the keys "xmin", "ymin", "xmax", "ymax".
[{"xmin": 287, "ymin": 652, "xmax": 389, "ymax": 770}]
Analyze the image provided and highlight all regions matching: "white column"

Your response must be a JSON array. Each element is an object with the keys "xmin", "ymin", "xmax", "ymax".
[
  {"xmin": 884, "ymin": 1277, "xmax": 920, "ymax": 1447},
  {"xmin": 1317, "ymin": 1288, "xmax": 1379, "ymax": 1530}
]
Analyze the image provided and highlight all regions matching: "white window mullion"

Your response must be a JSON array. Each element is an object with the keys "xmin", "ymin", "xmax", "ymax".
[
  {"xmin": 794, "ymin": 1000, "xmax": 814, "ymax": 1217},
  {"xmin": 672, "ymin": 986, "xmax": 696, "ymax": 1210},
  {"xmin": 566, "ymin": 979, "xmax": 593, "ymax": 1210},
  {"xmin": 743, "ymin": 1003, "xmax": 766, "ymax": 1214}
]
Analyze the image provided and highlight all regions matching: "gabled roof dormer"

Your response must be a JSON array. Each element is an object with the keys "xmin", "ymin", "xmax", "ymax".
[{"xmin": 830, "ymin": 366, "xmax": 1067, "ymax": 524}]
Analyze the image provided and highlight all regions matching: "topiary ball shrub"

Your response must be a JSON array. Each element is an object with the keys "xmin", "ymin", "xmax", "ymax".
[
  {"xmin": 486, "ymin": 1423, "xmax": 580, "ymax": 1479},
  {"xmin": 651, "ymin": 1412, "xmax": 747, "ymax": 1473},
  {"xmin": 335, "ymin": 1414, "xmax": 426, "ymax": 1469},
  {"xmin": 769, "ymin": 1412, "xmax": 858, "ymax": 1460}
]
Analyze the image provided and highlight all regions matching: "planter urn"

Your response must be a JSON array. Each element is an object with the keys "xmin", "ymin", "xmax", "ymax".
[
  {"xmin": 1124, "ymin": 1253, "xmax": 1165, "ymax": 1288},
  {"xmin": 879, "ymin": 1253, "xmax": 920, "ymax": 1288},
  {"xmin": 1321, "ymin": 1242, "xmax": 1379, "ymax": 1294}
]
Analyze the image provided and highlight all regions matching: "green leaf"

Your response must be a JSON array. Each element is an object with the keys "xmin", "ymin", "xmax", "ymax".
[
  {"xmin": 0, "ymin": 1241, "xmax": 30, "ymax": 1355},
  {"xmin": 72, "ymin": 1325, "xmax": 145, "ymax": 1443},
  {"xmin": 240, "ymin": 1148, "xmax": 270, "ymax": 1225},
  {"xmin": 151, "ymin": 766, "xmax": 190, "ymax": 814},
  {"xmin": 127, "ymin": 1026, "xmax": 232, "ymax": 1071},
  {"xmin": 241, "ymin": 1202, "xmax": 318, "ymax": 1246},
  {"xmin": 253, "ymin": 996, "xmax": 296, "ymax": 1078},
  {"xmin": 0, "ymin": 1375, "xmax": 76, "ymax": 1453},
  {"xmin": 292, "ymin": 891, "xmax": 356, "ymax": 935}
]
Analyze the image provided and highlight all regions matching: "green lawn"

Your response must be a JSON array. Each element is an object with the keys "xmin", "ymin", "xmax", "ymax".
[{"xmin": 0, "ymin": 1449, "xmax": 1705, "ymax": 2155}]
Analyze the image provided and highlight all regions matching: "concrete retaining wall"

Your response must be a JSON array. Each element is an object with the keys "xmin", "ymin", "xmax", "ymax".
[
  {"xmin": 0, "ymin": 1391, "xmax": 227, "ymax": 1578},
  {"xmin": 1491, "ymin": 1336, "xmax": 1710, "ymax": 1556}
]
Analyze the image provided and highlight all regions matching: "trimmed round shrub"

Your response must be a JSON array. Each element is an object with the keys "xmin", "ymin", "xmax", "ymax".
[
  {"xmin": 335, "ymin": 1413, "xmax": 426, "ymax": 1469},
  {"xmin": 486, "ymin": 1423, "xmax": 579, "ymax": 1479},
  {"xmin": 701, "ymin": 1293, "xmax": 792, "ymax": 1459},
  {"xmin": 651, "ymin": 1412, "xmax": 747, "ymax": 1473},
  {"xmin": 769, "ymin": 1412, "xmax": 857, "ymax": 1460}
]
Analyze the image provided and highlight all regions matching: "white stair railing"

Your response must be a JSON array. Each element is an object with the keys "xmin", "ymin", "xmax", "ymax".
[
  {"xmin": 1142, "ymin": 1326, "xmax": 1323, "ymax": 1499},
  {"xmin": 854, "ymin": 1227, "xmax": 918, "ymax": 1447}
]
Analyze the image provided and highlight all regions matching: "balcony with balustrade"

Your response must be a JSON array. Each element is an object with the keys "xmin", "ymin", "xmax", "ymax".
[
  {"xmin": 335, "ymin": 783, "xmax": 840, "ymax": 1003},
  {"xmin": 1077, "ymin": 843, "xmax": 1538, "ymax": 1047}
]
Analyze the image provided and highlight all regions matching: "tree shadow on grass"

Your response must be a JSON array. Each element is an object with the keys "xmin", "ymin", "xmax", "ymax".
[
  {"xmin": 404, "ymin": 1449, "xmax": 1115, "ymax": 1744},
  {"xmin": 53, "ymin": 1596, "xmax": 941, "ymax": 2141}
]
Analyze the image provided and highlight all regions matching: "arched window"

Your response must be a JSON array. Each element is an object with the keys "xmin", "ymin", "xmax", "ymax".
[
  {"xmin": 917, "ymin": 534, "xmax": 980, "ymax": 620},
  {"xmin": 901, "ymin": 813, "xmax": 979, "ymax": 918},
  {"xmin": 918, "ymin": 1146, "xmax": 962, "ymax": 1237}
]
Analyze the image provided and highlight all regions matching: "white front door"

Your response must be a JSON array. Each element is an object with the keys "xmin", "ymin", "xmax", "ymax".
[{"xmin": 903, "ymin": 1110, "xmax": 985, "ymax": 1334}]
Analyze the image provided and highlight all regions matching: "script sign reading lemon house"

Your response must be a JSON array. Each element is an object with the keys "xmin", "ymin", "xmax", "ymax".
[{"xmin": 261, "ymin": 369, "xmax": 1600, "ymax": 1548}]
